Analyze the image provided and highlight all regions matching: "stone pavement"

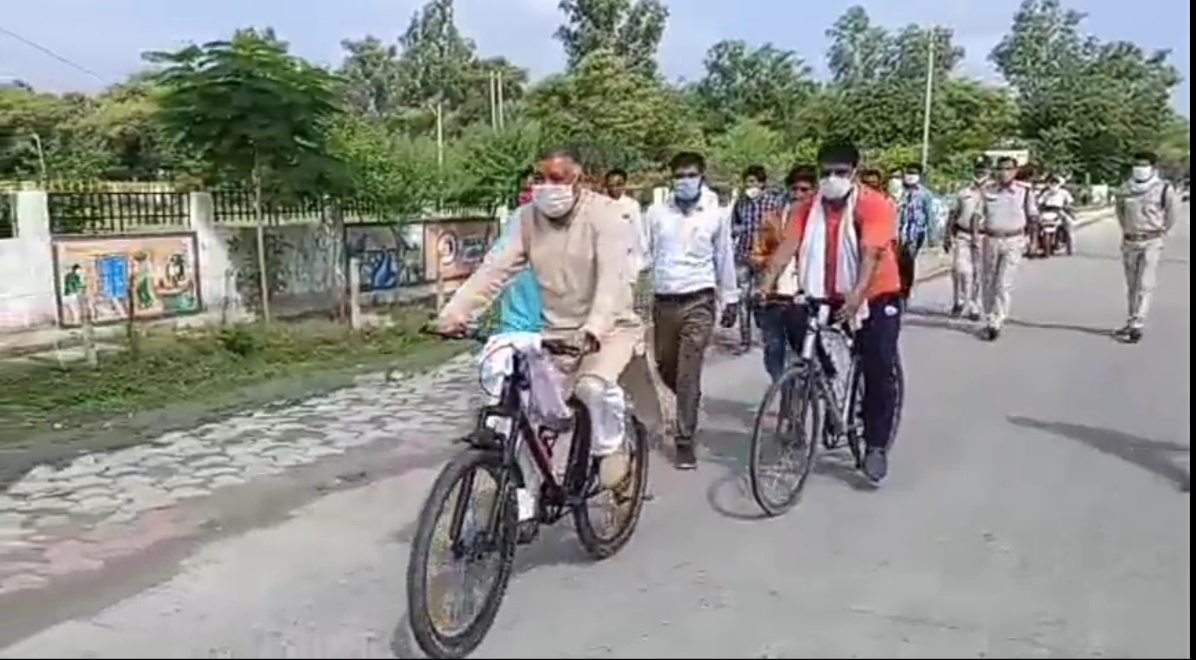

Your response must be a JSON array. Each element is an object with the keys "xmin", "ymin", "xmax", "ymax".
[
  {"xmin": 5, "ymin": 208, "xmax": 1187, "ymax": 658},
  {"xmin": 0, "ymin": 356, "xmax": 482, "ymax": 597}
]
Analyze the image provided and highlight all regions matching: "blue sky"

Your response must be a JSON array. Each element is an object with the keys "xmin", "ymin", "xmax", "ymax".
[{"xmin": 1, "ymin": 0, "xmax": 1189, "ymax": 115}]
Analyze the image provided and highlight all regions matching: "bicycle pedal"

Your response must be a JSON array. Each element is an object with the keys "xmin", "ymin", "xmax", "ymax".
[{"xmin": 464, "ymin": 427, "xmax": 504, "ymax": 448}]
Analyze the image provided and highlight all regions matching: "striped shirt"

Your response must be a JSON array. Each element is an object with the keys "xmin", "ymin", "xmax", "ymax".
[{"xmin": 730, "ymin": 191, "xmax": 784, "ymax": 263}]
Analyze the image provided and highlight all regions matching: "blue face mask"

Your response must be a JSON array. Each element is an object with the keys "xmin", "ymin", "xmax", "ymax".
[{"xmin": 673, "ymin": 176, "xmax": 702, "ymax": 202}]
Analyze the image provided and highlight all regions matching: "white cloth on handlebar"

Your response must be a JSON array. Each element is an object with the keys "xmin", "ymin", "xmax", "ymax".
[{"xmin": 479, "ymin": 332, "xmax": 571, "ymax": 429}]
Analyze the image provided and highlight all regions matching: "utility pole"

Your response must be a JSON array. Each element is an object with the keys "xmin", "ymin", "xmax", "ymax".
[
  {"xmin": 488, "ymin": 71, "xmax": 498, "ymax": 130},
  {"xmin": 495, "ymin": 70, "xmax": 505, "ymax": 131},
  {"xmin": 919, "ymin": 27, "xmax": 936, "ymax": 172}
]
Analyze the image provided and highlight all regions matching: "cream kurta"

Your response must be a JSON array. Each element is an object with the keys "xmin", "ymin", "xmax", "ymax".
[{"xmin": 441, "ymin": 190, "xmax": 670, "ymax": 432}]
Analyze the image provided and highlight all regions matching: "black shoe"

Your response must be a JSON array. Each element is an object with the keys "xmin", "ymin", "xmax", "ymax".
[
  {"xmin": 674, "ymin": 443, "xmax": 698, "ymax": 470},
  {"xmin": 981, "ymin": 326, "xmax": 999, "ymax": 341},
  {"xmin": 1126, "ymin": 328, "xmax": 1143, "ymax": 344},
  {"xmin": 950, "ymin": 304, "xmax": 964, "ymax": 318},
  {"xmin": 516, "ymin": 520, "xmax": 539, "ymax": 545},
  {"xmin": 862, "ymin": 448, "xmax": 889, "ymax": 483}
]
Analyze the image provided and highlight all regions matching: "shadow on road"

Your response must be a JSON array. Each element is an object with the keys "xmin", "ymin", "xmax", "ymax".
[
  {"xmin": 1004, "ymin": 318, "xmax": 1114, "ymax": 338},
  {"xmin": 1007, "ymin": 415, "xmax": 1190, "ymax": 493},
  {"xmin": 905, "ymin": 304, "xmax": 1116, "ymax": 340}
]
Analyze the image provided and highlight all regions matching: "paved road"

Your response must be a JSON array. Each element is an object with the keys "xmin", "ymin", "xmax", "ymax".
[{"xmin": 1, "ymin": 212, "xmax": 1189, "ymax": 658}]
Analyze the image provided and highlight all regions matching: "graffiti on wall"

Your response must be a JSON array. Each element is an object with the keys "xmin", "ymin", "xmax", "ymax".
[
  {"xmin": 424, "ymin": 220, "xmax": 495, "ymax": 282},
  {"xmin": 54, "ymin": 233, "xmax": 201, "ymax": 326},
  {"xmin": 344, "ymin": 223, "xmax": 424, "ymax": 292}
]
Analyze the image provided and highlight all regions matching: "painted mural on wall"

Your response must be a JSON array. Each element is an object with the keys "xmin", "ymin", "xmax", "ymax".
[
  {"xmin": 54, "ymin": 233, "xmax": 201, "ymax": 326},
  {"xmin": 344, "ymin": 223, "xmax": 424, "ymax": 292},
  {"xmin": 424, "ymin": 220, "xmax": 495, "ymax": 282}
]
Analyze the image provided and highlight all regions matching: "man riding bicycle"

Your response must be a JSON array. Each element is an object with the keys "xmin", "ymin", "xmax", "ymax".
[
  {"xmin": 436, "ymin": 147, "xmax": 666, "ymax": 494},
  {"xmin": 759, "ymin": 141, "xmax": 905, "ymax": 483}
]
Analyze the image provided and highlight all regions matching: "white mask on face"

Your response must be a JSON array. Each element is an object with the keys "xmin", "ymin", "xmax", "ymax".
[
  {"xmin": 744, "ymin": 186, "xmax": 761, "ymax": 199},
  {"xmin": 903, "ymin": 174, "xmax": 920, "ymax": 186},
  {"xmin": 532, "ymin": 184, "xmax": 577, "ymax": 218},
  {"xmin": 819, "ymin": 175, "xmax": 853, "ymax": 200},
  {"xmin": 1131, "ymin": 165, "xmax": 1154, "ymax": 182}
]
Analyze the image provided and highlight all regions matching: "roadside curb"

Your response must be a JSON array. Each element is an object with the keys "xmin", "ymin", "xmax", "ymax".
[{"xmin": 915, "ymin": 208, "xmax": 1115, "ymax": 285}]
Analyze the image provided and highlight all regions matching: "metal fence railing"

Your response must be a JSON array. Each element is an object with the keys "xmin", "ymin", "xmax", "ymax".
[
  {"xmin": 47, "ymin": 191, "xmax": 190, "ymax": 236},
  {"xmin": 210, "ymin": 189, "xmax": 327, "ymax": 226}
]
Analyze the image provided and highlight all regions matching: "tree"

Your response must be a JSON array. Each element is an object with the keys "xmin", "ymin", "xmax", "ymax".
[
  {"xmin": 525, "ymin": 48, "xmax": 694, "ymax": 173},
  {"xmin": 691, "ymin": 40, "xmax": 816, "ymax": 134},
  {"xmin": 145, "ymin": 29, "xmax": 343, "ymax": 194},
  {"xmin": 821, "ymin": 7, "xmax": 967, "ymax": 161},
  {"xmin": 338, "ymin": 36, "xmax": 404, "ymax": 117},
  {"xmin": 0, "ymin": 88, "xmax": 114, "ymax": 180},
  {"xmin": 990, "ymin": 0, "xmax": 1180, "ymax": 181},
  {"xmin": 554, "ymin": 0, "xmax": 668, "ymax": 77},
  {"xmin": 397, "ymin": 0, "xmax": 476, "ymax": 110},
  {"xmin": 146, "ymin": 28, "xmax": 344, "ymax": 319}
]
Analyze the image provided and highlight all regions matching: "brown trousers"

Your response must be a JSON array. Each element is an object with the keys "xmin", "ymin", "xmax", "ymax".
[{"xmin": 652, "ymin": 289, "xmax": 717, "ymax": 443}]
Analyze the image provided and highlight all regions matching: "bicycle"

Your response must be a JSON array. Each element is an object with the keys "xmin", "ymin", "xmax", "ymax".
[
  {"xmin": 747, "ymin": 296, "xmax": 904, "ymax": 517},
  {"xmin": 406, "ymin": 328, "xmax": 650, "ymax": 659}
]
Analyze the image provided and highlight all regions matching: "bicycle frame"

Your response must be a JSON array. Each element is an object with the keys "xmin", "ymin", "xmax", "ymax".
[
  {"xmin": 450, "ymin": 348, "xmax": 592, "ymax": 549},
  {"xmin": 793, "ymin": 298, "xmax": 859, "ymax": 438}
]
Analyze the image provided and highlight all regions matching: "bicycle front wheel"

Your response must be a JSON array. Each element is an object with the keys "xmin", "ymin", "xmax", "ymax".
[
  {"xmin": 749, "ymin": 363, "xmax": 821, "ymax": 517},
  {"xmin": 406, "ymin": 449, "xmax": 517, "ymax": 659}
]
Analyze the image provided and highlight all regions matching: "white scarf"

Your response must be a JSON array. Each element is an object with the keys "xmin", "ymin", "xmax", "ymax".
[
  {"xmin": 1129, "ymin": 175, "xmax": 1161, "ymax": 196},
  {"xmin": 796, "ymin": 190, "xmax": 869, "ymax": 324}
]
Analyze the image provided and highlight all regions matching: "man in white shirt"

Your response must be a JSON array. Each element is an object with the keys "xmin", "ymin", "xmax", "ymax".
[
  {"xmin": 644, "ymin": 151, "xmax": 739, "ymax": 469},
  {"xmin": 603, "ymin": 168, "xmax": 647, "ymax": 268}
]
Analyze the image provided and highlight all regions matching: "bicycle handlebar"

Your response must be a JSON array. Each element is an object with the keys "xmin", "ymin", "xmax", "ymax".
[
  {"xmin": 420, "ymin": 326, "xmax": 598, "ymax": 357},
  {"xmin": 420, "ymin": 326, "xmax": 483, "ymax": 342}
]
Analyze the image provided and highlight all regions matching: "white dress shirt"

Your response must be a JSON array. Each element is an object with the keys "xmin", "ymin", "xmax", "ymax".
[
  {"xmin": 645, "ymin": 194, "xmax": 739, "ymax": 304},
  {"xmin": 610, "ymin": 194, "xmax": 648, "ymax": 272}
]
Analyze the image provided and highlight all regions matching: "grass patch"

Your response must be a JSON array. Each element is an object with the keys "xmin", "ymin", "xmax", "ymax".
[{"xmin": 0, "ymin": 307, "xmax": 467, "ymax": 449}]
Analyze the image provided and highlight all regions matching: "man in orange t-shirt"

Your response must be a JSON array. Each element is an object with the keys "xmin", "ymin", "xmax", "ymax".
[{"xmin": 760, "ymin": 141, "xmax": 904, "ymax": 483}]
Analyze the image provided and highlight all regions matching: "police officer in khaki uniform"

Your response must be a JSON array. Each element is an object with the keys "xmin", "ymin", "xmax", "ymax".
[
  {"xmin": 1114, "ymin": 151, "xmax": 1181, "ymax": 344},
  {"xmin": 978, "ymin": 155, "xmax": 1039, "ymax": 341},
  {"xmin": 945, "ymin": 156, "xmax": 989, "ymax": 319}
]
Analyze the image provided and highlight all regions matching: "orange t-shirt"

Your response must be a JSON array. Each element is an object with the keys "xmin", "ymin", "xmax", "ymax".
[{"xmin": 786, "ymin": 187, "xmax": 902, "ymax": 300}]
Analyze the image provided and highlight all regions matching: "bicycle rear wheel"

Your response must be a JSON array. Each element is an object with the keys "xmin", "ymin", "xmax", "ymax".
[
  {"xmin": 574, "ymin": 405, "xmax": 650, "ymax": 560},
  {"xmin": 407, "ymin": 449, "xmax": 517, "ymax": 659},
  {"xmin": 749, "ymin": 364, "xmax": 821, "ymax": 516},
  {"xmin": 848, "ymin": 356, "xmax": 906, "ymax": 465}
]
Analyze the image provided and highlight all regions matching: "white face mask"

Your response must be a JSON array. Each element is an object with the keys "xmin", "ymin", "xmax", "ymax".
[
  {"xmin": 532, "ymin": 184, "xmax": 577, "ymax": 218},
  {"xmin": 744, "ymin": 186, "xmax": 761, "ymax": 199},
  {"xmin": 819, "ymin": 175, "xmax": 853, "ymax": 200},
  {"xmin": 903, "ymin": 174, "xmax": 920, "ymax": 186},
  {"xmin": 1131, "ymin": 165, "xmax": 1154, "ymax": 182}
]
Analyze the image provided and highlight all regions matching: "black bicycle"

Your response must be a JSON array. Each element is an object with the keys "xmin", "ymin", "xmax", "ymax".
[
  {"xmin": 747, "ymin": 296, "xmax": 904, "ymax": 516},
  {"xmin": 406, "ymin": 328, "xmax": 650, "ymax": 659}
]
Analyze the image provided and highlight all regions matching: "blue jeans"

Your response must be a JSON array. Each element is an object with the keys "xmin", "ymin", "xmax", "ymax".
[{"xmin": 754, "ymin": 304, "xmax": 790, "ymax": 382}]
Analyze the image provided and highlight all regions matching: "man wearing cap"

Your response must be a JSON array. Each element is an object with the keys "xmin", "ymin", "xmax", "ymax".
[
  {"xmin": 944, "ymin": 157, "xmax": 989, "ymax": 319},
  {"xmin": 978, "ymin": 155, "xmax": 1039, "ymax": 341}
]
